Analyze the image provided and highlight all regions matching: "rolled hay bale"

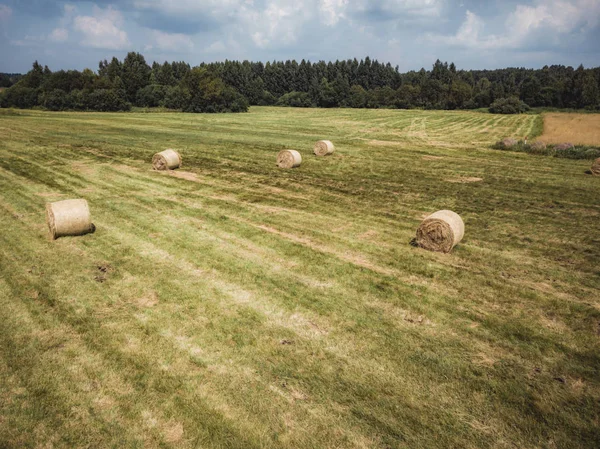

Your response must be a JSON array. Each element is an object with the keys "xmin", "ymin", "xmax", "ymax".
[
  {"xmin": 499, "ymin": 138, "xmax": 518, "ymax": 149},
  {"xmin": 46, "ymin": 199, "xmax": 95, "ymax": 240},
  {"xmin": 592, "ymin": 158, "xmax": 600, "ymax": 176},
  {"xmin": 529, "ymin": 141, "xmax": 547, "ymax": 152},
  {"xmin": 152, "ymin": 149, "xmax": 181, "ymax": 170},
  {"xmin": 416, "ymin": 210, "xmax": 464, "ymax": 253},
  {"xmin": 554, "ymin": 142, "xmax": 574, "ymax": 151},
  {"xmin": 314, "ymin": 140, "xmax": 335, "ymax": 156},
  {"xmin": 277, "ymin": 150, "xmax": 302, "ymax": 169}
]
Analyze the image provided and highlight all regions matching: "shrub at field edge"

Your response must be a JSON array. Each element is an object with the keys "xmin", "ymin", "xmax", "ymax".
[{"xmin": 492, "ymin": 139, "xmax": 600, "ymax": 160}]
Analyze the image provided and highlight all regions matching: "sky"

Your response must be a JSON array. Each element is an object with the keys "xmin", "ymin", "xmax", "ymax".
[{"xmin": 0, "ymin": 0, "xmax": 599, "ymax": 74}]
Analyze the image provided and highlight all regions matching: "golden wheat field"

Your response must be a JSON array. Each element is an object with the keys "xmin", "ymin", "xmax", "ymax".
[{"xmin": 537, "ymin": 113, "xmax": 600, "ymax": 145}]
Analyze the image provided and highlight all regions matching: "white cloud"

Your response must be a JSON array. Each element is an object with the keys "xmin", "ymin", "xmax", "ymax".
[
  {"xmin": 133, "ymin": 0, "xmax": 311, "ymax": 49},
  {"xmin": 73, "ymin": 6, "xmax": 130, "ymax": 50},
  {"xmin": 246, "ymin": 0, "xmax": 313, "ymax": 48},
  {"xmin": 10, "ymin": 35, "xmax": 43, "ymax": 47},
  {"xmin": 506, "ymin": 0, "xmax": 600, "ymax": 36},
  {"xmin": 128, "ymin": 0, "xmax": 446, "ymax": 52},
  {"xmin": 64, "ymin": 4, "xmax": 76, "ymax": 15},
  {"xmin": 455, "ymin": 10, "xmax": 484, "ymax": 43},
  {"xmin": 250, "ymin": 31, "xmax": 268, "ymax": 48},
  {"xmin": 61, "ymin": 4, "xmax": 77, "ymax": 25},
  {"xmin": 206, "ymin": 40, "xmax": 226, "ymax": 53},
  {"xmin": 49, "ymin": 28, "xmax": 68, "ymax": 42},
  {"xmin": 0, "ymin": 4, "xmax": 12, "ymax": 21},
  {"xmin": 354, "ymin": 0, "xmax": 444, "ymax": 18},
  {"xmin": 429, "ymin": 0, "xmax": 600, "ymax": 50},
  {"xmin": 151, "ymin": 30, "xmax": 194, "ymax": 51},
  {"xmin": 319, "ymin": 0, "xmax": 348, "ymax": 26},
  {"xmin": 133, "ymin": 0, "xmax": 244, "ymax": 20},
  {"xmin": 429, "ymin": 10, "xmax": 487, "ymax": 48}
]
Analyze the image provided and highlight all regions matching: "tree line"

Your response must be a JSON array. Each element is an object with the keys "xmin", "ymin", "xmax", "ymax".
[
  {"xmin": 0, "ymin": 53, "xmax": 248, "ymax": 113},
  {"xmin": 1, "ymin": 53, "xmax": 599, "ymax": 113},
  {"xmin": 0, "ymin": 73, "xmax": 23, "ymax": 88}
]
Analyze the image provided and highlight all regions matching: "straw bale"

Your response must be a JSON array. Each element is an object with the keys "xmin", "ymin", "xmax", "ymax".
[
  {"xmin": 591, "ymin": 157, "xmax": 600, "ymax": 176},
  {"xmin": 277, "ymin": 150, "xmax": 302, "ymax": 169},
  {"xmin": 416, "ymin": 210, "xmax": 464, "ymax": 253},
  {"xmin": 529, "ymin": 141, "xmax": 547, "ymax": 151},
  {"xmin": 314, "ymin": 140, "xmax": 335, "ymax": 156},
  {"xmin": 153, "ymin": 149, "xmax": 181, "ymax": 170},
  {"xmin": 500, "ymin": 138, "xmax": 518, "ymax": 148},
  {"xmin": 46, "ymin": 199, "xmax": 94, "ymax": 240},
  {"xmin": 554, "ymin": 143, "xmax": 574, "ymax": 151}
]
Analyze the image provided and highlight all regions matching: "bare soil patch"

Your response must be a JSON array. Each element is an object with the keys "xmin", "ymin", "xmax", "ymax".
[{"xmin": 94, "ymin": 264, "xmax": 112, "ymax": 283}]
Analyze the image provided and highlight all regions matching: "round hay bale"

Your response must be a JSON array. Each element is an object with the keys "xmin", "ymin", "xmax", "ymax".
[
  {"xmin": 314, "ymin": 140, "xmax": 335, "ymax": 156},
  {"xmin": 277, "ymin": 150, "xmax": 302, "ymax": 169},
  {"xmin": 554, "ymin": 142, "xmax": 574, "ymax": 151},
  {"xmin": 46, "ymin": 199, "xmax": 95, "ymax": 240},
  {"xmin": 416, "ymin": 210, "xmax": 464, "ymax": 253},
  {"xmin": 152, "ymin": 149, "xmax": 181, "ymax": 170},
  {"xmin": 500, "ymin": 138, "xmax": 518, "ymax": 149},
  {"xmin": 529, "ymin": 141, "xmax": 547, "ymax": 152},
  {"xmin": 591, "ymin": 157, "xmax": 600, "ymax": 176}
]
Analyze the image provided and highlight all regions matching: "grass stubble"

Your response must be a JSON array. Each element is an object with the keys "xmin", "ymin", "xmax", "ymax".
[
  {"xmin": 0, "ymin": 107, "xmax": 599, "ymax": 448},
  {"xmin": 538, "ymin": 113, "xmax": 600, "ymax": 146}
]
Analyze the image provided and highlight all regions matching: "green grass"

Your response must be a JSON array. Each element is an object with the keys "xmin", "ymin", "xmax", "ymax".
[
  {"xmin": 0, "ymin": 106, "xmax": 598, "ymax": 448},
  {"xmin": 528, "ymin": 113, "xmax": 544, "ymax": 139}
]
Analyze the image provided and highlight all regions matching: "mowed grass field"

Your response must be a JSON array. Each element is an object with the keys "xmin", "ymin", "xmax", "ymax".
[
  {"xmin": 538, "ymin": 113, "xmax": 600, "ymax": 146},
  {"xmin": 0, "ymin": 107, "xmax": 599, "ymax": 449}
]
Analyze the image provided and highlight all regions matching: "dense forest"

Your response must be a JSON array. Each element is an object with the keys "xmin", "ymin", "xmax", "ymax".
[
  {"xmin": 0, "ymin": 73, "xmax": 23, "ymax": 88},
  {"xmin": 1, "ymin": 52, "xmax": 599, "ymax": 113}
]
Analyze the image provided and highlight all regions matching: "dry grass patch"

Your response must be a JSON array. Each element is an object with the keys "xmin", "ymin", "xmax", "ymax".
[
  {"xmin": 538, "ymin": 113, "xmax": 600, "ymax": 145},
  {"xmin": 70, "ymin": 161, "xmax": 97, "ymax": 175},
  {"xmin": 445, "ymin": 177, "xmax": 483, "ymax": 183},
  {"xmin": 168, "ymin": 170, "xmax": 199, "ymax": 182},
  {"xmin": 367, "ymin": 139, "xmax": 402, "ymax": 147}
]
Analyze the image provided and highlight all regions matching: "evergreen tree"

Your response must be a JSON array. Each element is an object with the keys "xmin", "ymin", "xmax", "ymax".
[
  {"xmin": 122, "ymin": 52, "xmax": 151, "ymax": 103},
  {"xmin": 20, "ymin": 61, "xmax": 46, "ymax": 88}
]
